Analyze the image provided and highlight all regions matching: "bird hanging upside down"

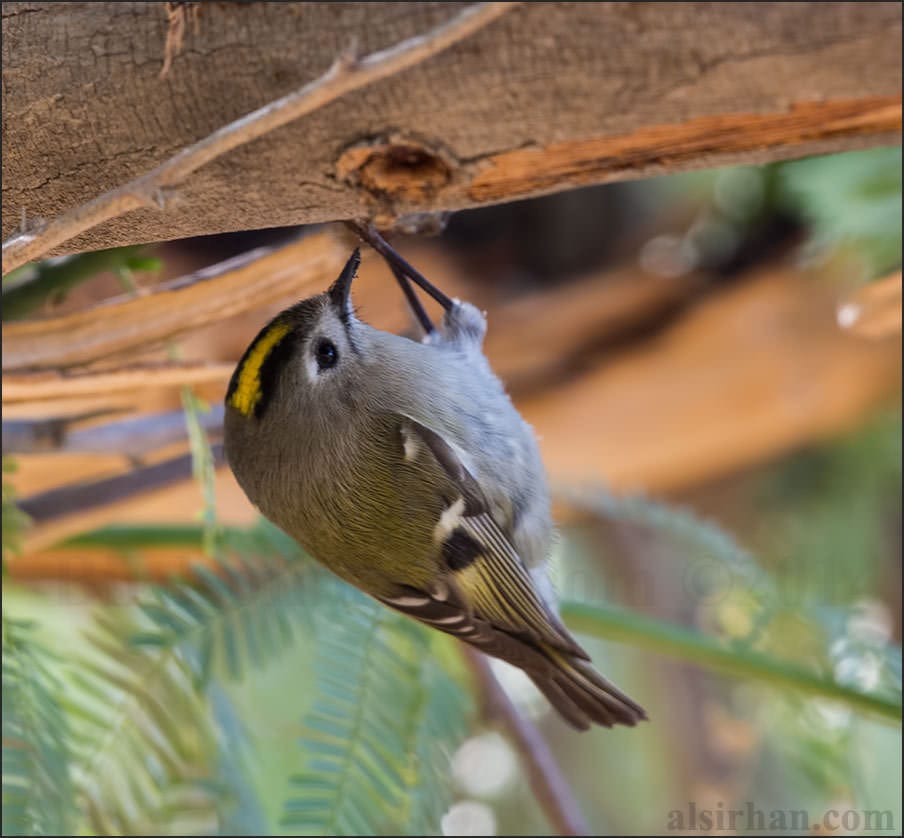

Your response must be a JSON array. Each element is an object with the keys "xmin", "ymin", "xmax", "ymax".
[{"xmin": 224, "ymin": 224, "xmax": 647, "ymax": 731}]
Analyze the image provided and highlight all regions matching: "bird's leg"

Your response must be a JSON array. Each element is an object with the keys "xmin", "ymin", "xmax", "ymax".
[
  {"xmin": 343, "ymin": 220, "xmax": 434, "ymax": 334},
  {"xmin": 344, "ymin": 221, "xmax": 455, "ymax": 337},
  {"xmin": 387, "ymin": 260, "xmax": 435, "ymax": 336}
]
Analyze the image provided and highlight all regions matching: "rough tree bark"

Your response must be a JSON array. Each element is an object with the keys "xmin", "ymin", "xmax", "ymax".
[{"xmin": 2, "ymin": 2, "xmax": 901, "ymax": 253}]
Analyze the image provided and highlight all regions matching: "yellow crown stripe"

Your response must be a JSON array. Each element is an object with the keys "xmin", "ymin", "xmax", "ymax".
[{"xmin": 229, "ymin": 322, "xmax": 292, "ymax": 416}]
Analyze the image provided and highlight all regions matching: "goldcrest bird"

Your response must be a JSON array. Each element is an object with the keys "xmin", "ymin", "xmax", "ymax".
[{"xmin": 223, "ymin": 237, "xmax": 646, "ymax": 731}]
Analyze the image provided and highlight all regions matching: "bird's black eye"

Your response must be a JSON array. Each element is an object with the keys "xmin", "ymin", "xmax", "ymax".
[{"xmin": 315, "ymin": 338, "xmax": 338, "ymax": 371}]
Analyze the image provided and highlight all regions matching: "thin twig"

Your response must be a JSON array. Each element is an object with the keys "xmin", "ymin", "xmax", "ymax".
[
  {"xmin": 463, "ymin": 648, "xmax": 591, "ymax": 837},
  {"xmin": 1, "ymin": 2, "xmax": 518, "ymax": 276}
]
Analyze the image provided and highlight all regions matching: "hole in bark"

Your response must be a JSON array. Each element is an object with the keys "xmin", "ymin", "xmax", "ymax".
[{"xmin": 336, "ymin": 138, "xmax": 454, "ymax": 202}]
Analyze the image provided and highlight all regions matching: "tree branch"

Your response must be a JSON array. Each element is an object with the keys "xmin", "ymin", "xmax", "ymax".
[
  {"xmin": 1, "ymin": 2, "xmax": 517, "ymax": 276},
  {"xmin": 3, "ymin": 362, "xmax": 235, "ymax": 405},
  {"xmin": 462, "ymin": 648, "xmax": 590, "ymax": 837},
  {"xmin": 2, "ymin": 406, "xmax": 224, "ymax": 457},
  {"xmin": 16, "ymin": 445, "xmax": 225, "ymax": 527},
  {"xmin": 5, "ymin": 4, "xmax": 901, "ymax": 253},
  {"xmin": 2, "ymin": 231, "xmax": 344, "ymax": 372}
]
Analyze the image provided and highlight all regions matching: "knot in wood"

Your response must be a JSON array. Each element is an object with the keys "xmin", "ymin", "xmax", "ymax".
[{"xmin": 335, "ymin": 136, "xmax": 455, "ymax": 205}]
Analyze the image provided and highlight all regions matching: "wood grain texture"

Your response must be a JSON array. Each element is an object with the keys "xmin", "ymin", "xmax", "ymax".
[
  {"xmin": 467, "ymin": 98, "xmax": 902, "ymax": 204},
  {"xmin": 0, "ymin": 3, "xmax": 516, "ymax": 274},
  {"xmin": 2, "ymin": 2, "xmax": 901, "ymax": 252}
]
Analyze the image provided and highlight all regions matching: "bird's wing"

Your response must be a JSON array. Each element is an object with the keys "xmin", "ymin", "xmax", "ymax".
[
  {"xmin": 389, "ymin": 415, "xmax": 586, "ymax": 660},
  {"xmin": 383, "ymin": 417, "xmax": 645, "ymax": 730}
]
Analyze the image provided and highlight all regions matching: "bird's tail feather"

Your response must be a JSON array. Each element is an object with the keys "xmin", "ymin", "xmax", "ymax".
[
  {"xmin": 529, "ymin": 647, "xmax": 648, "ymax": 731},
  {"xmin": 376, "ymin": 584, "xmax": 646, "ymax": 731}
]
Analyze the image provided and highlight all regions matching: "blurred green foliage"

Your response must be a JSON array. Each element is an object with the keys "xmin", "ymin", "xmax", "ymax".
[
  {"xmin": 756, "ymin": 410, "xmax": 902, "ymax": 605},
  {"xmin": 284, "ymin": 588, "xmax": 472, "ymax": 835},
  {"xmin": 1, "ymin": 248, "xmax": 161, "ymax": 322},
  {"xmin": 777, "ymin": 146, "xmax": 903, "ymax": 277},
  {"xmin": 656, "ymin": 144, "xmax": 902, "ymax": 282},
  {"xmin": 2, "ymin": 618, "xmax": 73, "ymax": 836},
  {"xmin": 3, "ymin": 478, "xmax": 898, "ymax": 834}
]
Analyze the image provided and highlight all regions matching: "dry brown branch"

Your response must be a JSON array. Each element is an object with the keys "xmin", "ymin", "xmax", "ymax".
[
  {"xmin": 463, "ymin": 648, "xmax": 590, "ymax": 836},
  {"xmin": 467, "ymin": 98, "xmax": 902, "ymax": 204},
  {"xmin": 2, "ymin": 395, "xmax": 141, "ymax": 422},
  {"xmin": 6, "ymin": 242, "xmax": 701, "ymax": 446},
  {"xmin": 0, "ymin": 2, "xmax": 517, "ymax": 275},
  {"xmin": 1, "ymin": 237, "xmax": 701, "ymax": 413},
  {"xmin": 3, "ymin": 4, "xmax": 900, "ymax": 253},
  {"xmin": 3, "ymin": 362, "xmax": 235, "ymax": 404},
  {"xmin": 17, "ymin": 445, "xmax": 224, "ymax": 527},
  {"xmin": 13, "ymin": 447, "xmax": 228, "ymax": 554},
  {"xmin": 516, "ymin": 262, "xmax": 902, "ymax": 492},
  {"xmin": 2, "ymin": 231, "xmax": 345, "ymax": 371}
]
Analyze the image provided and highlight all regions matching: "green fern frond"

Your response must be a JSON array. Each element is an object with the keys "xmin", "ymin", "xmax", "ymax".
[
  {"xmin": 283, "ymin": 585, "xmax": 473, "ymax": 836},
  {"xmin": 207, "ymin": 683, "xmax": 269, "ymax": 836},
  {"xmin": 54, "ymin": 520, "xmax": 327, "ymax": 835},
  {"xmin": 68, "ymin": 609, "xmax": 221, "ymax": 836},
  {"xmin": 133, "ymin": 522, "xmax": 326, "ymax": 685},
  {"xmin": 53, "ymin": 519, "xmax": 474, "ymax": 834},
  {"xmin": 2, "ymin": 617, "xmax": 75, "ymax": 836},
  {"xmin": 399, "ymin": 646, "xmax": 473, "ymax": 836}
]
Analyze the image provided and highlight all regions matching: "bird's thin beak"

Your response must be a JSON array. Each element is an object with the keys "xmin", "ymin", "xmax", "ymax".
[{"xmin": 327, "ymin": 248, "xmax": 361, "ymax": 318}]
